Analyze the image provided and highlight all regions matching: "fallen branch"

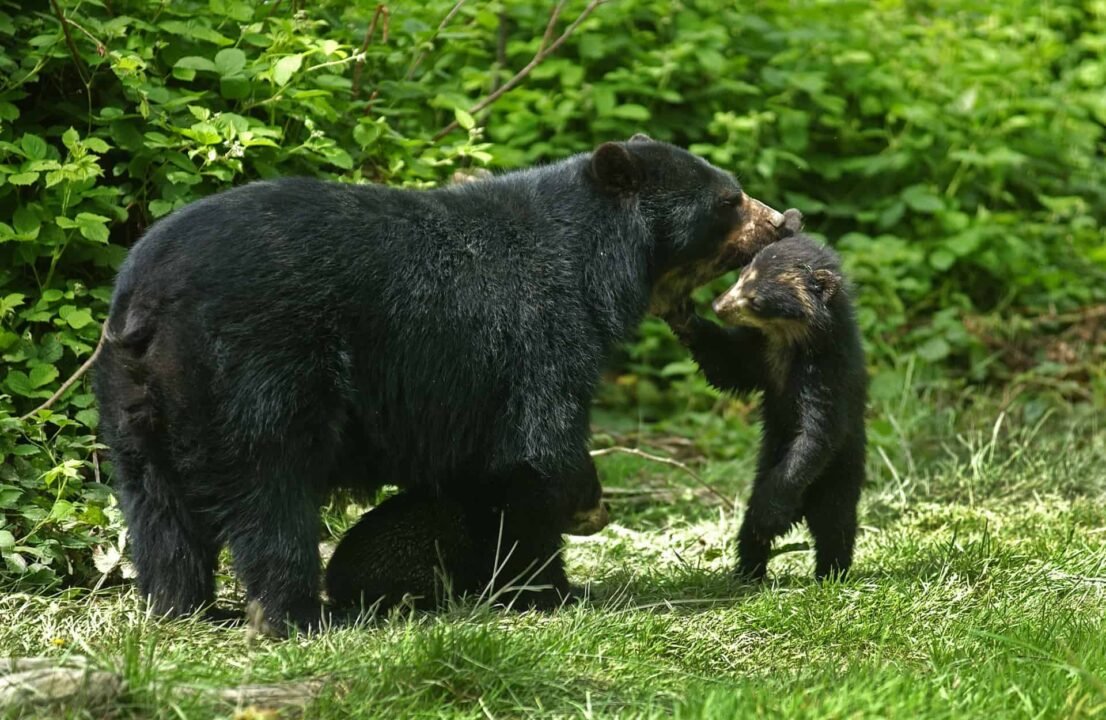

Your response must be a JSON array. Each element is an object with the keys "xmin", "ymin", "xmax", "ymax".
[
  {"xmin": 0, "ymin": 659, "xmax": 123, "ymax": 711},
  {"xmin": 432, "ymin": 0, "xmax": 604, "ymax": 141},
  {"xmin": 207, "ymin": 678, "xmax": 329, "ymax": 709},
  {"xmin": 0, "ymin": 657, "xmax": 89, "ymax": 674},
  {"xmin": 19, "ymin": 329, "xmax": 106, "ymax": 422},
  {"xmin": 590, "ymin": 446, "xmax": 733, "ymax": 508}
]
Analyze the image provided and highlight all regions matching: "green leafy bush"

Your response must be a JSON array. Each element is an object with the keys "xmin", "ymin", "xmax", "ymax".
[{"xmin": 1, "ymin": 0, "xmax": 1103, "ymax": 588}]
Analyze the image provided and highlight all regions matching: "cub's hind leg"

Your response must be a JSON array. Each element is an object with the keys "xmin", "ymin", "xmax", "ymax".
[{"xmin": 802, "ymin": 447, "xmax": 863, "ymax": 580}]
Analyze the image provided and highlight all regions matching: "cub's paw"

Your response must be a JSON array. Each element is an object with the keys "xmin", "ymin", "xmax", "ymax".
[{"xmin": 744, "ymin": 495, "xmax": 801, "ymax": 541}]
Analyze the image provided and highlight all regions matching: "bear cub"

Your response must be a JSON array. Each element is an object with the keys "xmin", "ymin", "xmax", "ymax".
[
  {"xmin": 327, "ymin": 482, "xmax": 609, "ymax": 613},
  {"xmin": 672, "ymin": 236, "xmax": 867, "ymax": 580}
]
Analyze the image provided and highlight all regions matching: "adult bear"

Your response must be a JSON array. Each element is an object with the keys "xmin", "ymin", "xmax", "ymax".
[{"xmin": 94, "ymin": 135, "xmax": 790, "ymax": 632}]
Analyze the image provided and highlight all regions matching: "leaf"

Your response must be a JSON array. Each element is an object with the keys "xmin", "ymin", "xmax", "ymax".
[
  {"xmin": 63, "ymin": 308, "xmax": 93, "ymax": 328},
  {"xmin": 0, "ymin": 489, "xmax": 22, "ymax": 508},
  {"xmin": 84, "ymin": 137, "xmax": 110, "ymax": 153},
  {"xmin": 611, "ymin": 104, "xmax": 651, "ymax": 121},
  {"xmin": 12, "ymin": 207, "xmax": 39, "ymax": 236},
  {"xmin": 214, "ymin": 48, "xmax": 246, "ymax": 77},
  {"xmin": 210, "ymin": 0, "xmax": 254, "ymax": 21},
  {"xmin": 916, "ymin": 337, "xmax": 951, "ymax": 362},
  {"xmin": 454, "ymin": 107, "xmax": 475, "ymax": 131},
  {"xmin": 1, "ymin": 293, "xmax": 25, "ymax": 314},
  {"xmin": 75, "ymin": 408, "xmax": 99, "ymax": 428},
  {"xmin": 945, "ymin": 231, "xmax": 982, "ymax": 257},
  {"xmin": 273, "ymin": 54, "xmax": 303, "ymax": 86},
  {"xmin": 219, "ymin": 75, "xmax": 251, "ymax": 100},
  {"xmin": 0, "ymin": 530, "xmax": 13, "ymax": 549},
  {"xmin": 75, "ymin": 212, "xmax": 110, "ymax": 243},
  {"xmin": 901, "ymin": 185, "xmax": 945, "ymax": 214},
  {"xmin": 159, "ymin": 20, "xmax": 233, "ymax": 46},
  {"xmin": 7, "ymin": 172, "xmax": 38, "ymax": 185},
  {"xmin": 149, "ymin": 199, "xmax": 174, "ymax": 218},
  {"xmin": 4, "ymin": 552, "xmax": 27, "ymax": 574},
  {"xmin": 177, "ymin": 56, "xmax": 218, "ymax": 74},
  {"xmin": 929, "ymin": 249, "xmax": 955, "ymax": 271},
  {"xmin": 353, "ymin": 122, "xmax": 380, "ymax": 148},
  {"xmin": 61, "ymin": 127, "xmax": 80, "ymax": 153},
  {"xmin": 20, "ymin": 134, "xmax": 47, "ymax": 160},
  {"xmin": 181, "ymin": 122, "xmax": 222, "ymax": 145},
  {"xmin": 321, "ymin": 146, "xmax": 353, "ymax": 170},
  {"xmin": 5, "ymin": 370, "xmax": 36, "ymax": 397},
  {"xmin": 29, "ymin": 364, "xmax": 59, "ymax": 388}
]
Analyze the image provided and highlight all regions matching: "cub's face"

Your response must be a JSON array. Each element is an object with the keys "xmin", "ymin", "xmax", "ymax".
[{"xmin": 712, "ymin": 238, "xmax": 843, "ymax": 341}]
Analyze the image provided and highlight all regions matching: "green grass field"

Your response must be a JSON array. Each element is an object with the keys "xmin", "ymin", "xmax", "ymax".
[{"xmin": 3, "ymin": 410, "xmax": 1105, "ymax": 719}]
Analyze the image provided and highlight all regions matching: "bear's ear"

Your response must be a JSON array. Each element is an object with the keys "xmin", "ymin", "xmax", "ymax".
[
  {"xmin": 591, "ymin": 142, "xmax": 642, "ymax": 194},
  {"xmin": 629, "ymin": 133, "xmax": 653, "ymax": 143},
  {"xmin": 811, "ymin": 268, "xmax": 842, "ymax": 303}
]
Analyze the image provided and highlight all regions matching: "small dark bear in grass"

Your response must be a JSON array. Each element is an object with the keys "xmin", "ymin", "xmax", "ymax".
[
  {"xmin": 669, "ymin": 236, "xmax": 867, "ymax": 580},
  {"xmin": 326, "ymin": 482, "xmax": 609, "ymax": 613},
  {"xmin": 95, "ymin": 134, "xmax": 792, "ymax": 633}
]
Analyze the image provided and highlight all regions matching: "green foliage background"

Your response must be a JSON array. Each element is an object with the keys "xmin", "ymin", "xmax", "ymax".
[{"xmin": 1, "ymin": 0, "xmax": 1104, "ymax": 587}]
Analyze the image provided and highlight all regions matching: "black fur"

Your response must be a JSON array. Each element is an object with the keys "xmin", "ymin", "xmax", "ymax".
[
  {"xmin": 94, "ymin": 138, "xmax": 786, "ymax": 631},
  {"xmin": 326, "ymin": 462, "xmax": 608, "ymax": 613},
  {"xmin": 676, "ymin": 236, "xmax": 867, "ymax": 580},
  {"xmin": 325, "ymin": 491, "xmax": 489, "ymax": 613}
]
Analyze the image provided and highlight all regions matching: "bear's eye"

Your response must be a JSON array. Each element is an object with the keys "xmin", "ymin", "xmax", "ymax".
[{"xmin": 717, "ymin": 191, "xmax": 744, "ymax": 209}]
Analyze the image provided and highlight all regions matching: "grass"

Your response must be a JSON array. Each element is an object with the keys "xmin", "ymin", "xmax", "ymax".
[{"xmin": 2, "ymin": 409, "xmax": 1105, "ymax": 719}]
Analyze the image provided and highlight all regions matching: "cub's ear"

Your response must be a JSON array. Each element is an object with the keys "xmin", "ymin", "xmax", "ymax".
[
  {"xmin": 591, "ymin": 142, "xmax": 642, "ymax": 194},
  {"xmin": 629, "ymin": 133, "xmax": 653, "ymax": 143},
  {"xmin": 811, "ymin": 268, "xmax": 842, "ymax": 302}
]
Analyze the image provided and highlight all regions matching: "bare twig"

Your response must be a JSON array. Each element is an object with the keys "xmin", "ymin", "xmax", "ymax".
[
  {"xmin": 63, "ymin": 16, "xmax": 106, "ymax": 56},
  {"xmin": 589, "ymin": 446, "xmax": 733, "ymax": 508},
  {"xmin": 404, "ymin": 0, "xmax": 469, "ymax": 81},
  {"xmin": 432, "ymin": 0, "xmax": 604, "ymax": 141},
  {"xmin": 19, "ymin": 330, "xmax": 105, "ymax": 423},
  {"xmin": 48, "ymin": 0, "xmax": 88, "ymax": 85},
  {"xmin": 351, "ymin": 4, "xmax": 390, "ymax": 100},
  {"xmin": 489, "ymin": 11, "xmax": 510, "ymax": 95},
  {"xmin": 540, "ymin": 0, "xmax": 568, "ymax": 51}
]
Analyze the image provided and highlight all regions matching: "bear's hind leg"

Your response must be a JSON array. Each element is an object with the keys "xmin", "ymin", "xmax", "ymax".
[{"xmin": 115, "ymin": 455, "xmax": 221, "ymax": 617}]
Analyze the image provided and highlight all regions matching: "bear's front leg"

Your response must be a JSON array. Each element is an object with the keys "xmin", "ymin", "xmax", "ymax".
[{"xmin": 476, "ymin": 463, "xmax": 579, "ymax": 610}]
